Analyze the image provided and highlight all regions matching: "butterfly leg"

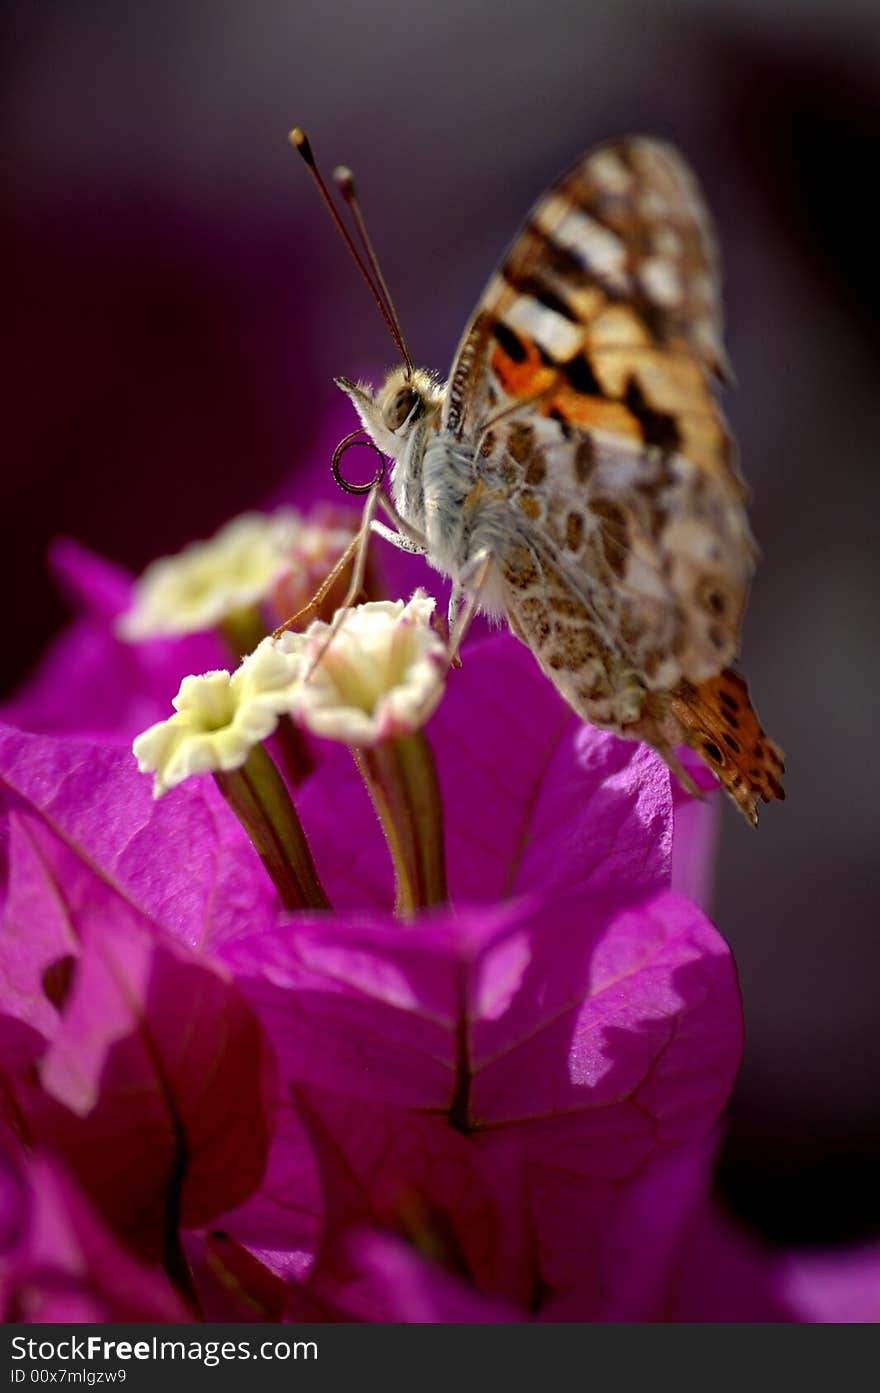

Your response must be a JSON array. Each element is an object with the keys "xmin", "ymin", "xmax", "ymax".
[
  {"xmin": 439, "ymin": 584, "xmax": 467, "ymax": 669},
  {"xmin": 376, "ymin": 494, "xmax": 429, "ymax": 552},
  {"xmin": 446, "ymin": 551, "xmax": 495, "ymax": 668},
  {"xmin": 271, "ymin": 487, "xmax": 434, "ymax": 682},
  {"xmin": 369, "ymin": 520, "xmax": 427, "ymax": 555},
  {"xmin": 446, "ymin": 580, "xmax": 466, "ymax": 638},
  {"xmin": 271, "ymin": 530, "xmax": 362, "ymax": 638},
  {"xmin": 272, "ymin": 481, "xmax": 387, "ymax": 641},
  {"xmin": 298, "ymin": 482, "xmax": 414, "ymax": 676}
]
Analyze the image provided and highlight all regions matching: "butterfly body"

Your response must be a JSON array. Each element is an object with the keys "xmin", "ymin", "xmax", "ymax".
[{"xmin": 337, "ymin": 137, "xmax": 784, "ymax": 824}]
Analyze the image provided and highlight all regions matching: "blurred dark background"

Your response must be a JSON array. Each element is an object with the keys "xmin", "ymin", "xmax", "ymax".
[{"xmin": 3, "ymin": 1, "xmax": 879, "ymax": 1247}]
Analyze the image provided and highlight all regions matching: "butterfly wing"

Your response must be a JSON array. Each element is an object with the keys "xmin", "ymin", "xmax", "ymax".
[
  {"xmin": 442, "ymin": 136, "xmax": 755, "ymax": 688},
  {"xmin": 667, "ymin": 669, "xmax": 785, "ymax": 826}
]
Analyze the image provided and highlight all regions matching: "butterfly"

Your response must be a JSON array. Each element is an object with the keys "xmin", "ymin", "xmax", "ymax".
[{"xmin": 298, "ymin": 132, "xmax": 784, "ymax": 825}]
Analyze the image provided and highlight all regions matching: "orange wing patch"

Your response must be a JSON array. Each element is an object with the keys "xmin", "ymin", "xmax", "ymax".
[
  {"xmin": 489, "ymin": 334, "xmax": 556, "ymax": 399},
  {"xmin": 670, "ymin": 668, "xmax": 785, "ymax": 826},
  {"xmin": 543, "ymin": 388, "xmax": 642, "ymax": 438},
  {"xmin": 490, "ymin": 333, "xmax": 643, "ymax": 439}
]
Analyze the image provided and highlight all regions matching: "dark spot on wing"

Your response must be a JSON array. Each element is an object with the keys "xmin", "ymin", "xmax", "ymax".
[
  {"xmin": 590, "ymin": 496, "xmax": 628, "ymax": 577},
  {"xmin": 528, "ymin": 222, "xmax": 586, "ymax": 279},
  {"xmin": 561, "ymin": 354, "xmax": 602, "ymax": 395},
  {"xmin": 494, "ymin": 321, "xmax": 527, "ymax": 364},
  {"xmin": 548, "ymin": 407, "xmax": 573, "ymax": 438},
  {"xmin": 508, "ymin": 422, "xmax": 535, "ymax": 462},
  {"xmin": 624, "ymin": 377, "xmax": 682, "ymax": 452},
  {"xmin": 574, "ymin": 435, "xmax": 596, "ymax": 483},
  {"xmin": 566, "ymin": 512, "xmax": 585, "ymax": 550},
  {"xmin": 502, "ymin": 264, "xmax": 579, "ymax": 323}
]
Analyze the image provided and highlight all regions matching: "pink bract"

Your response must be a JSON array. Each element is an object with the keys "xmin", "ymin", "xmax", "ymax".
[
  {"xmin": 2, "ymin": 527, "xmax": 871, "ymax": 1322},
  {"xmin": 1, "ymin": 1149, "xmax": 189, "ymax": 1322}
]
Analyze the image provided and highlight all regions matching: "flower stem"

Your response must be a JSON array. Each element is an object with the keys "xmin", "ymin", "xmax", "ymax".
[
  {"xmin": 354, "ymin": 732, "xmax": 447, "ymax": 920},
  {"xmin": 214, "ymin": 744, "xmax": 330, "ymax": 910}
]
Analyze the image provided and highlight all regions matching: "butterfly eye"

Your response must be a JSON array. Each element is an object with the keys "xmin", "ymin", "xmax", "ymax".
[{"xmin": 383, "ymin": 385, "xmax": 419, "ymax": 431}]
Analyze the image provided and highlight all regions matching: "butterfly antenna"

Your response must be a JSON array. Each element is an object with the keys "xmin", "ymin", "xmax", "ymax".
[
  {"xmin": 333, "ymin": 164, "xmax": 414, "ymax": 378},
  {"xmin": 290, "ymin": 128, "xmax": 413, "ymax": 374}
]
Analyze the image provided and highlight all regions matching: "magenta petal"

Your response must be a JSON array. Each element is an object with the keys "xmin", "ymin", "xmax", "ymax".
[
  {"xmin": 222, "ymin": 907, "xmax": 479, "ymax": 1111},
  {"xmin": 537, "ymin": 1137, "xmax": 718, "ymax": 1319},
  {"xmin": 3, "ymin": 618, "xmax": 224, "ymax": 743},
  {"xmin": 0, "ymin": 723, "xmax": 276, "ymax": 950},
  {"xmin": 670, "ymin": 793, "xmax": 721, "ymax": 911},
  {"xmin": 222, "ymin": 902, "xmax": 464, "ymax": 1105},
  {"xmin": 431, "ymin": 636, "xmax": 673, "ymax": 903},
  {"xmin": 291, "ymin": 1082, "xmax": 527, "ymax": 1304},
  {"xmin": 184, "ymin": 1231, "xmax": 293, "ymax": 1322},
  {"xmin": 225, "ymin": 890, "xmax": 740, "ymax": 1133},
  {"xmin": 3, "ymin": 540, "xmax": 223, "ymax": 743},
  {"xmin": 318, "ymin": 1230, "xmax": 519, "ymax": 1322},
  {"xmin": 0, "ymin": 1013, "xmax": 50, "ymax": 1146},
  {"xmin": 1, "ymin": 1150, "xmax": 189, "ymax": 1322},
  {"xmin": 216, "ymin": 1096, "xmax": 322, "ymax": 1265},
  {"xmin": 662, "ymin": 1202, "xmax": 795, "ymax": 1322},
  {"xmin": 224, "ymin": 887, "xmax": 741, "ymax": 1308},
  {"xmin": 296, "ymin": 750, "xmax": 393, "ymax": 911},
  {"xmin": 0, "ymin": 1143, "xmax": 28, "ymax": 1253},
  {"xmin": 298, "ymin": 633, "xmax": 674, "ymax": 913},
  {"xmin": 0, "ymin": 868, "xmax": 279, "ymax": 1264},
  {"xmin": 775, "ymin": 1242, "xmax": 880, "ymax": 1323},
  {"xmin": 48, "ymin": 537, "xmax": 134, "ymax": 622},
  {"xmin": 669, "ymin": 746, "xmax": 722, "ymax": 911},
  {"xmin": 469, "ymin": 889, "xmax": 740, "ymax": 1134},
  {"xmin": 27, "ymin": 914, "xmax": 276, "ymax": 1258},
  {"xmin": 2, "ymin": 618, "xmax": 154, "ymax": 742},
  {"xmin": 467, "ymin": 891, "xmax": 741, "ymax": 1297},
  {"xmin": 0, "ymin": 812, "xmax": 80, "ymax": 1035}
]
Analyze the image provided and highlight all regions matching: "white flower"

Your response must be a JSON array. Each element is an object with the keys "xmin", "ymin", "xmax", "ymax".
[
  {"xmin": 132, "ymin": 636, "xmax": 303, "ymax": 797},
  {"xmin": 119, "ymin": 509, "xmax": 348, "ymax": 640},
  {"xmin": 271, "ymin": 514, "xmax": 358, "ymax": 619},
  {"xmin": 279, "ymin": 590, "xmax": 447, "ymax": 747}
]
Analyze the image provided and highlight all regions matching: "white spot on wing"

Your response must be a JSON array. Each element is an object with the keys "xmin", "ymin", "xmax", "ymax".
[
  {"xmin": 587, "ymin": 149, "xmax": 632, "ymax": 195},
  {"xmin": 504, "ymin": 295, "xmax": 583, "ymax": 361},
  {"xmin": 534, "ymin": 196, "xmax": 630, "ymax": 291},
  {"xmin": 639, "ymin": 257, "xmax": 684, "ymax": 307}
]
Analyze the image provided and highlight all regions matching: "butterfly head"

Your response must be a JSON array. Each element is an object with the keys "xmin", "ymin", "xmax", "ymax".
[{"xmin": 335, "ymin": 368, "xmax": 444, "ymax": 460}]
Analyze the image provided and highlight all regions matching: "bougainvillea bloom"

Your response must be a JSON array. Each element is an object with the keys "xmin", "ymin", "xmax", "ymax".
[
  {"xmin": 2, "ymin": 510, "xmax": 877, "ymax": 1323},
  {"xmin": 220, "ymin": 886, "xmax": 740, "ymax": 1317},
  {"xmin": 1, "ymin": 539, "xmax": 225, "ymax": 743},
  {"xmin": 119, "ymin": 509, "xmax": 336, "ymax": 639},
  {"xmin": 1, "ymin": 1149, "xmax": 189, "ymax": 1323}
]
